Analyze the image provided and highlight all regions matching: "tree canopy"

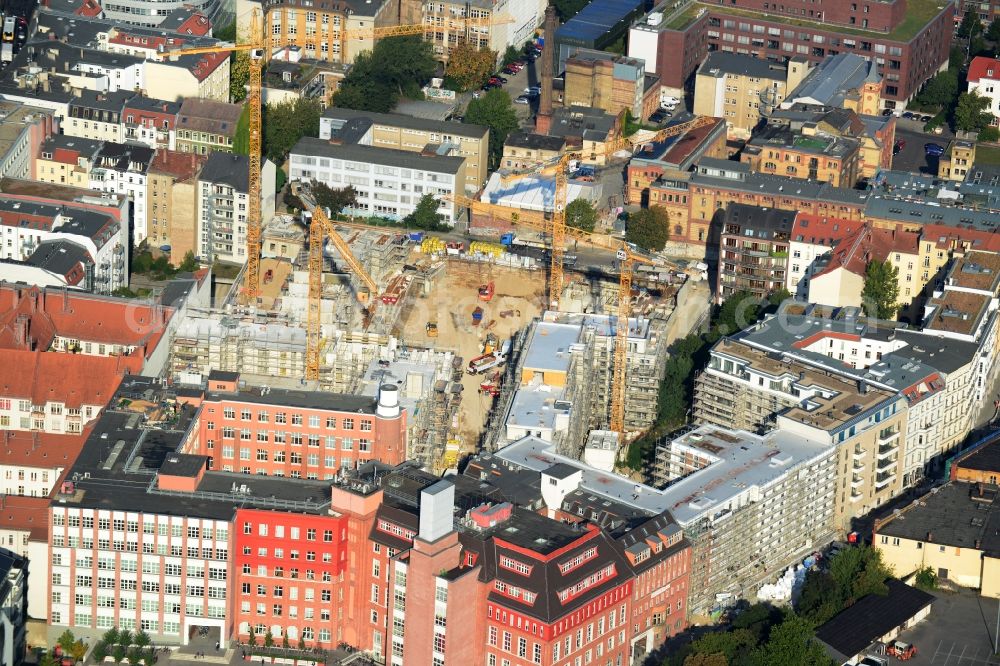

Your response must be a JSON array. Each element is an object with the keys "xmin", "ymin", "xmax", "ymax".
[
  {"xmin": 625, "ymin": 206, "xmax": 669, "ymax": 251},
  {"xmin": 312, "ymin": 182, "xmax": 357, "ymax": 217},
  {"xmin": 445, "ymin": 44, "xmax": 497, "ymax": 92},
  {"xmin": 334, "ymin": 36, "xmax": 436, "ymax": 112},
  {"xmin": 797, "ymin": 545, "xmax": 892, "ymax": 626},
  {"xmin": 954, "ymin": 90, "xmax": 994, "ymax": 133},
  {"xmin": 861, "ymin": 258, "xmax": 900, "ymax": 320},
  {"xmin": 958, "ymin": 10, "xmax": 984, "ymax": 39},
  {"xmin": 402, "ymin": 194, "xmax": 447, "ymax": 230},
  {"xmin": 565, "ymin": 198, "xmax": 598, "ymax": 232},
  {"xmin": 263, "ymin": 97, "xmax": 321, "ymax": 163},
  {"xmin": 552, "ymin": 0, "xmax": 589, "ymax": 21},
  {"xmin": 913, "ymin": 70, "xmax": 958, "ymax": 109},
  {"xmin": 464, "ymin": 89, "xmax": 519, "ymax": 170},
  {"xmin": 988, "ymin": 17, "xmax": 1000, "ymax": 42}
]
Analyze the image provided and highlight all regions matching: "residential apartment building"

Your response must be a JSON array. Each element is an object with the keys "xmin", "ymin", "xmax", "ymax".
[
  {"xmin": 289, "ymin": 138, "xmax": 463, "ymax": 226},
  {"xmin": 0, "ymin": 102, "xmax": 56, "ymax": 182},
  {"xmin": 804, "ymin": 224, "xmax": 921, "ymax": 319},
  {"xmin": 36, "ymin": 136, "xmax": 102, "ymax": 189},
  {"xmin": 0, "ymin": 496, "xmax": 51, "ymax": 620},
  {"xmin": 786, "ymin": 212, "xmax": 865, "ymax": 300},
  {"xmin": 716, "ymin": 203, "xmax": 795, "ymax": 303},
  {"xmin": 643, "ymin": 425, "xmax": 836, "ymax": 617},
  {"xmin": 0, "ymin": 550, "xmax": 26, "ymax": 666},
  {"xmin": 0, "ymin": 431, "xmax": 87, "ymax": 497},
  {"xmin": 64, "ymin": 90, "xmax": 135, "ymax": 143},
  {"xmin": 563, "ymin": 50, "xmax": 659, "ymax": 120},
  {"xmin": 967, "ymin": 56, "xmax": 1000, "ymax": 126},
  {"xmin": 696, "ymin": 298, "xmax": 994, "ymax": 487},
  {"xmin": 123, "ymin": 97, "xmax": 180, "ymax": 150},
  {"xmin": 319, "ymin": 107, "xmax": 489, "ymax": 193},
  {"xmin": 501, "ymin": 133, "xmax": 566, "ymax": 171},
  {"xmin": 693, "ymin": 52, "xmax": 812, "ymax": 139},
  {"xmin": 147, "ymin": 150, "xmax": 206, "ymax": 258},
  {"xmin": 196, "ymin": 152, "xmax": 277, "ymax": 265},
  {"xmin": 415, "ymin": 0, "xmax": 544, "ymax": 63},
  {"xmin": 89, "ymin": 142, "xmax": 155, "ymax": 244},
  {"xmin": 627, "ymin": 0, "xmax": 953, "ymax": 108},
  {"xmin": 176, "ymin": 371, "xmax": 407, "ymax": 476},
  {"xmin": 739, "ymin": 123, "xmax": 862, "ymax": 187},
  {"xmin": 175, "ymin": 99, "xmax": 243, "ymax": 155},
  {"xmin": 146, "ymin": 52, "xmax": 231, "ymax": 103},
  {"xmin": 0, "ymin": 195, "xmax": 127, "ymax": 292}
]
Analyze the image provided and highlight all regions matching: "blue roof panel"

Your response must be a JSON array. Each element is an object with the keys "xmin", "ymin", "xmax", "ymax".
[{"xmin": 556, "ymin": 0, "xmax": 647, "ymax": 43}]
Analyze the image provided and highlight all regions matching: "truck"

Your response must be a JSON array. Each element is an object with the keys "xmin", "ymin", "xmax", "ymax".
[
  {"xmin": 467, "ymin": 341, "xmax": 511, "ymax": 374},
  {"xmin": 471, "ymin": 306, "xmax": 484, "ymax": 326}
]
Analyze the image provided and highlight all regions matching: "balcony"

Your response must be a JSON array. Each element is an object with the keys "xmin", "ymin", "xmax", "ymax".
[
  {"xmin": 850, "ymin": 475, "xmax": 864, "ymax": 489},
  {"xmin": 851, "ymin": 449, "xmax": 865, "ymax": 461},
  {"xmin": 876, "ymin": 455, "xmax": 897, "ymax": 470},
  {"xmin": 874, "ymin": 472, "xmax": 896, "ymax": 490},
  {"xmin": 852, "ymin": 458, "xmax": 865, "ymax": 471},
  {"xmin": 878, "ymin": 429, "xmax": 900, "ymax": 443},
  {"xmin": 877, "ymin": 443, "xmax": 898, "ymax": 460},
  {"xmin": 849, "ymin": 491, "xmax": 863, "ymax": 503}
]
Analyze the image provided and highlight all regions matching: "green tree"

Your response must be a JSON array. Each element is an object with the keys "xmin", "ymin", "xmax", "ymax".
[
  {"xmin": 126, "ymin": 649, "xmax": 141, "ymax": 666},
  {"xmin": 177, "ymin": 250, "xmax": 199, "ymax": 273},
  {"xmin": 57, "ymin": 630, "xmax": 77, "ymax": 654},
  {"xmin": 230, "ymin": 51, "xmax": 251, "ymax": 103},
  {"xmin": 955, "ymin": 91, "xmax": 994, "ymax": 132},
  {"xmin": 445, "ymin": 43, "xmax": 497, "ymax": 92},
  {"xmin": 297, "ymin": 635, "xmax": 306, "ymax": 651},
  {"xmin": 768, "ymin": 287, "xmax": 791, "ymax": 307},
  {"xmin": 403, "ymin": 194, "xmax": 445, "ymax": 230},
  {"xmin": 989, "ymin": 17, "xmax": 1000, "ymax": 42},
  {"xmin": 689, "ymin": 628, "xmax": 757, "ymax": 663},
  {"xmin": 981, "ymin": 125, "xmax": 1000, "ymax": 142},
  {"xmin": 233, "ymin": 106, "xmax": 251, "ymax": 155},
  {"xmin": 312, "ymin": 182, "xmax": 358, "ymax": 217},
  {"xmin": 915, "ymin": 565, "xmax": 938, "ymax": 590},
  {"xmin": 861, "ymin": 258, "xmax": 900, "ymax": 319},
  {"xmin": 334, "ymin": 36, "xmax": 436, "ymax": 112},
  {"xmin": 264, "ymin": 631, "xmax": 274, "ymax": 649},
  {"xmin": 101, "ymin": 629, "xmax": 121, "ymax": 646},
  {"xmin": 501, "ymin": 45, "xmax": 520, "ymax": 66},
  {"xmin": 914, "ymin": 70, "xmax": 958, "ymax": 109},
  {"xmin": 750, "ymin": 614, "xmax": 834, "ymax": 666},
  {"xmin": 684, "ymin": 655, "xmax": 728, "ymax": 666},
  {"xmin": 133, "ymin": 632, "xmax": 150, "ymax": 650},
  {"xmin": 565, "ymin": 198, "xmax": 598, "ymax": 232},
  {"xmin": 959, "ymin": 10, "xmax": 984, "ymax": 39},
  {"xmin": 264, "ymin": 97, "xmax": 322, "ymax": 163},
  {"xmin": 552, "ymin": 0, "xmax": 588, "ymax": 21},
  {"xmin": 950, "ymin": 45, "xmax": 967, "ymax": 72},
  {"xmin": 971, "ymin": 35, "xmax": 991, "ymax": 58},
  {"xmin": 464, "ymin": 89, "xmax": 519, "ymax": 170},
  {"xmin": 92, "ymin": 643, "xmax": 109, "ymax": 663},
  {"xmin": 625, "ymin": 206, "xmax": 669, "ymax": 251},
  {"xmin": 118, "ymin": 631, "xmax": 132, "ymax": 648},
  {"xmin": 111, "ymin": 286, "xmax": 139, "ymax": 298},
  {"xmin": 281, "ymin": 629, "xmax": 290, "ymax": 650},
  {"xmin": 111, "ymin": 646, "xmax": 127, "ymax": 665},
  {"xmin": 798, "ymin": 545, "xmax": 892, "ymax": 624},
  {"xmin": 215, "ymin": 21, "xmax": 236, "ymax": 42},
  {"xmin": 142, "ymin": 649, "xmax": 155, "ymax": 666},
  {"xmin": 70, "ymin": 640, "xmax": 87, "ymax": 663}
]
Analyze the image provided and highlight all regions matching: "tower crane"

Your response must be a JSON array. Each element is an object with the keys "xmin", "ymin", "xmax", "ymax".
[
  {"xmin": 450, "ymin": 114, "xmax": 718, "ymax": 438},
  {"xmin": 163, "ymin": 8, "xmax": 266, "ymax": 304},
  {"xmin": 305, "ymin": 207, "xmax": 380, "ymax": 382}
]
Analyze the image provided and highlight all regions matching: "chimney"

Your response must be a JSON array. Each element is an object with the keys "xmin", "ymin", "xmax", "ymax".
[
  {"xmin": 535, "ymin": 2, "xmax": 558, "ymax": 135},
  {"xmin": 418, "ymin": 480, "xmax": 455, "ymax": 543},
  {"xmin": 376, "ymin": 384, "xmax": 400, "ymax": 418}
]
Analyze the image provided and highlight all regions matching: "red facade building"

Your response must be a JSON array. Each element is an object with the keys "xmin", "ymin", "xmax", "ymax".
[{"xmin": 178, "ymin": 372, "xmax": 407, "ymax": 478}]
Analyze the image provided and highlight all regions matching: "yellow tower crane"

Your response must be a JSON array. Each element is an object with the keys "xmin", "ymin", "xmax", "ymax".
[
  {"xmin": 305, "ymin": 207, "xmax": 380, "ymax": 382},
  {"xmin": 164, "ymin": 8, "xmax": 266, "ymax": 304},
  {"xmin": 449, "ymin": 114, "xmax": 717, "ymax": 437}
]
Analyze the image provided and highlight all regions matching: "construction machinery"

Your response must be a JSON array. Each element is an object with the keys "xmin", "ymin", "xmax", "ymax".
[
  {"xmin": 305, "ymin": 207, "xmax": 380, "ymax": 381},
  {"xmin": 425, "ymin": 321, "xmax": 439, "ymax": 338},
  {"xmin": 164, "ymin": 9, "xmax": 267, "ymax": 303}
]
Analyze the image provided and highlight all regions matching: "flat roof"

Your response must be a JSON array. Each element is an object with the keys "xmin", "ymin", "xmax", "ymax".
[
  {"xmin": 521, "ymin": 321, "xmax": 582, "ymax": 373},
  {"xmin": 950, "ymin": 251, "xmax": 1000, "ymax": 293},
  {"xmin": 322, "ymin": 107, "xmax": 487, "ymax": 139},
  {"xmin": 877, "ymin": 481, "xmax": 1000, "ymax": 556},
  {"xmin": 481, "ymin": 173, "xmax": 590, "ymax": 213},
  {"xmin": 292, "ymin": 136, "xmax": 465, "ymax": 175},
  {"xmin": 557, "ymin": 0, "xmax": 646, "ymax": 44},
  {"xmin": 506, "ymin": 383, "xmax": 568, "ymax": 433},
  {"xmin": 697, "ymin": 51, "xmax": 788, "ymax": 80}
]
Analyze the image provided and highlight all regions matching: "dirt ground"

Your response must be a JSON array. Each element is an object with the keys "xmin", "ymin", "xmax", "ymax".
[{"xmin": 398, "ymin": 259, "xmax": 546, "ymax": 453}]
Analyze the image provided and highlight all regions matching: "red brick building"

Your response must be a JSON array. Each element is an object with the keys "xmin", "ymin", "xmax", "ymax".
[
  {"xmin": 632, "ymin": 0, "xmax": 953, "ymax": 106},
  {"xmin": 178, "ymin": 372, "xmax": 407, "ymax": 478}
]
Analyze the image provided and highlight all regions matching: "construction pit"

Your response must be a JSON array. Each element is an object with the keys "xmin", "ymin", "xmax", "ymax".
[{"xmin": 397, "ymin": 259, "xmax": 546, "ymax": 456}]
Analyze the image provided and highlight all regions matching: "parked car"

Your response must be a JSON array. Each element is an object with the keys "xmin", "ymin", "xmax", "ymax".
[
  {"xmin": 881, "ymin": 108, "xmax": 894, "ymax": 116},
  {"xmin": 662, "ymin": 95, "xmax": 680, "ymax": 105},
  {"xmin": 902, "ymin": 111, "xmax": 914, "ymax": 119},
  {"xmin": 921, "ymin": 114, "xmax": 933, "ymax": 122},
  {"xmin": 924, "ymin": 142, "xmax": 944, "ymax": 157},
  {"xmin": 525, "ymin": 86, "xmax": 541, "ymax": 95},
  {"xmin": 650, "ymin": 111, "xmax": 666, "ymax": 123},
  {"xmin": 491, "ymin": 75, "xmax": 508, "ymax": 83},
  {"xmin": 893, "ymin": 139, "xmax": 906, "ymax": 154},
  {"xmin": 514, "ymin": 95, "xmax": 530, "ymax": 104}
]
